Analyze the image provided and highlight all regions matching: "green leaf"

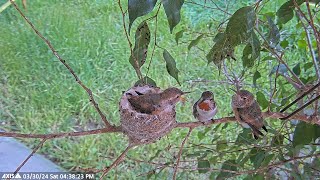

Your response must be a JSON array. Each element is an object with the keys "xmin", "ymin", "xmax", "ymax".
[
  {"xmin": 162, "ymin": 0, "xmax": 184, "ymax": 33},
  {"xmin": 213, "ymin": 32, "xmax": 225, "ymax": 42},
  {"xmin": 163, "ymin": 49, "xmax": 180, "ymax": 85},
  {"xmin": 276, "ymin": 1, "xmax": 294, "ymax": 25},
  {"xmin": 297, "ymin": 39, "xmax": 307, "ymax": 49},
  {"xmin": 256, "ymin": 91, "xmax": 268, "ymax": 110},
  {"xmin": 216, "ymin": 140, "xmax": 228, "ymax": 151},
  {"xmin": 269, "ymin": 64, "xmax": 288, "ymax": 76},
  {"xmin": 253, "ymin": 71, "xmax": 261, "ymax": 87},
  {"xmin": 249, "ymin": 148, "xmax": 266, "ymax": 169},
  {"xmin": 188, "ymin": 34, "xmax": 204, "ymax": 51},
  {"xmin": 226, "ymin": 6, "xmax": 256, "ymax": 46},
  {"xmin": 175, "ymin": 29, "xmax": 184, "ymax": 45},
  {"xmin": 128, "ymin": 0, "xmax": 157, "ymax": 32},
  {"xmin": 216, "ymin": 159, "xmax": 237, "ymax": 179},
  {"xmin": 242, "ymin": 32, "xmax": 260, "ymax": 67},
  {"xmin": 206, "ymin": 37, "xmax": 230, "ymax": 67},
  {"xmin": 304, "ymin": 62, "xmax": 313, "ymax": 71},
  {"xmin": 236, "ymin": 128, "xmax": 254, "ymax": 144},
  {"xmin": 271, "ymin": 134, "xmax": 284, "ymax": 146},
  {"xmin": 280, "ymin": 40, "xmax": 289, "ymax": 48},
  {"xmin": 134, "ymin": 76, "xmax": 157, "ymax": 87},
  {"xmin": 293, "ymin": 122, "xmax": 315, "ymax": 147},
  {"xmin": 266, "ymin": 16, "xmax": 280, "ymax": 45},
  {"xmin": 129, "ymin": 22, "xmax": 151, "ymax": 69},
  {"xmin": 293, "ymin": 63, "xmax": 301, "ymax": 76},
  {"xmin": 197, "ymin": 159, "xmax": 210, "ymax": 174},
  {"xmin": 261, "ymin": 153, "xmax": 274, "ymax": 167},
  {"xmin": 244, "ymin": 174, "xmax": 265, "ymax": 180}
]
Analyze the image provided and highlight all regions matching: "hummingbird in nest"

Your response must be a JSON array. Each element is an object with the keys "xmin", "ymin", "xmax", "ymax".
[
  {"xmin": 231, "ymin": 89, "xmax": 267, "ymax": 139},
  {"xmin": 127, "ymin": 87, "xmax": 189, "ymax": 114},
  {"xmin": 193, "ymin": 91, "xmax": 217, "ymax": 124}
]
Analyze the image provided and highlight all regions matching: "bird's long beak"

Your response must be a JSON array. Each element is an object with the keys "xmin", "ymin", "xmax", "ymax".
[
  {"xmin": 182, "ymin": 91, "xmax": 193, "ymax": 94},
  {"xmin": 180, "ymin": 91, "xmax": 193, "ymax": 103}
]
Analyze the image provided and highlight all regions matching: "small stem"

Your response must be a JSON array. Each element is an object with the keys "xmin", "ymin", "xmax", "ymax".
[
  {"xmin": 13, "ymin": 138, "xmax": 47, "ymax": 175},
  {"xmin": 173, "ymin": 128, "xmax": 193, "ymax": 180},
  {"xmin": 0, "ymin": 127, "xmax": 122, "ymax": 139},
  {"xmin": 99, "ymin": 144, "xmax": 133, "ymax": 179},
  {"xmin": 255, "ymin": 28, "xmax": 305, "ymax": 88},
  {"xmin": 117, "ymin": 0, "xmax": 143, "ymax": 80}
]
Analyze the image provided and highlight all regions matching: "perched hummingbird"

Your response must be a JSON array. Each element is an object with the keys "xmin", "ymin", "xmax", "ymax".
[
  {"xmin": 127, "ymin": 87, "xmax": 188, "ymax": 114},
  {"xmin": 193, "ymin": 91, "xmax": 217, "ymax": 124},
  {"xmin": 231, "ymin": 89, "xmax": 267, "ymax": 139}
]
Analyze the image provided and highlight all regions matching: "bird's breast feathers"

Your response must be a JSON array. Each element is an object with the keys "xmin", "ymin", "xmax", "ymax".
[
  {"xmin": 196, "ymin": 102, "xmax": 217, "ymax": 121},
  {"xmin": 198, "ymin": 100, "xmax": 215, "ymax": 111}
]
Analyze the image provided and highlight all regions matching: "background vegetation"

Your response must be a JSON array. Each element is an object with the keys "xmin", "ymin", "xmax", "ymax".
[{"xmin": 0, "ymin": 0, "xmax": 319, "ymax": 179}]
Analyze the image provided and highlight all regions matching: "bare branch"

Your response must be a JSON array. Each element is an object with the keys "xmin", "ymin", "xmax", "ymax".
[
  {"xmin": 99, "ymin": 144, "xmax": 134, "ymax": 179},
  {"xmin": 0, "ymin": 127, "xmax": 122, "ymax": 139},
  {"xmin": 173, "ymin": 128, "xmax": 193, "ymax": 180},
  {"xmin": 281, "ymin": 82, "xmax": 320, "ymax": 112},
  {"xmin": 255, "ymin": 28, "xmax": 305, "ymax": 88},
  {"xmin": 13, "ymin": 138, "xmax": 47, "ymax": 175}
]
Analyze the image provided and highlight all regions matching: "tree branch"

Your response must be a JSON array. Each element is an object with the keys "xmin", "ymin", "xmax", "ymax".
[
  {"xmin": 0, "ymin": 127, "xmax": 122, "ymax": 139},
  {"xmin": 99, "ymin": 144, "xmax": 134, "ymax": 179},
  {"xmin": 173, "ymin": 127, "xmax": 193, "ymax": 180},
  {"xmin": 13, "ymin": 138, "xmax": 47, "ymax": 175}
]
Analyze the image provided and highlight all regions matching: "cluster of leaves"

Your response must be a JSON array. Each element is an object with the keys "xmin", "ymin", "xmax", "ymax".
[
  {"xmin": 125, "ymin": 0, "xmax": 320, "ymax": 179},
  {"xmin": 128, "ymin": 0, "xmax": 184, "ymax": 85}
]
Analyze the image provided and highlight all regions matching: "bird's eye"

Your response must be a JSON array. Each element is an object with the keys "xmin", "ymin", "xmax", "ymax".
[{"xmin": 243, "ymin": 97, "xmax": 247, "ymax": 100}]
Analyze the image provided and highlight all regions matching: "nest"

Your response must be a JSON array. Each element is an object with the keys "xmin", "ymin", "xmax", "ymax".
[{"xmin": 119, "ymin": 85, "xmax": 177, "ymax": 145}]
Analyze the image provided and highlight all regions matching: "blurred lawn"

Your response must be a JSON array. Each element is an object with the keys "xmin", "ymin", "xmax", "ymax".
[{"xmin": 0, "ymin": 0, "xmax": 290, "ymax": 179}]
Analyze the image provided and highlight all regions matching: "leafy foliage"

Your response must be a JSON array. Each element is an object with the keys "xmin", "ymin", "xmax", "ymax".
[
  {"xmin": 162, "ymin": 0, "xmax": 184, "ymax": 33},
  {"xmin": 163, "ymin": 49, "xmax": 180, "ymax": 85},
  {"xmin": 207, "ymin": 6, "xmax": 261, "ymax": 68},
  {"xmin": 128, "ymin": 0, "xmax": 157, "ymax": 32},
  {"xmin": 129, "ymin": 21, "xmax": 150, "ymax": 69}
]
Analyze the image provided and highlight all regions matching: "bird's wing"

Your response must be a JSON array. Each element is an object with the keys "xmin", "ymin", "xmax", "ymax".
[
  {"xmin": 192, "ymin": 101, "xmax": 199, "ymax": 118},
  {"xmin": 237, "ymin": 108, "xmax": 264, "ymax": 138},
  {"xmin": 128, "ymin": 97, "xmax": 155, "ymax": 114}
]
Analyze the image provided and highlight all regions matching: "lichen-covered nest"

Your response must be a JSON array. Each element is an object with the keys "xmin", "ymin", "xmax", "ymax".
[{"xmin": 119, "ymin": 85, "xmax": 177, "ymax": 145}]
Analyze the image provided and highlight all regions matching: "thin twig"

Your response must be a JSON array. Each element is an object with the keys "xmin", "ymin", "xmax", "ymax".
[
  {"xmin": 146, "ymin": 4, "xmax": 161, "ymax": 77},
  {"xmin": 255, "ymin": 27, "xmax": 305, "ymax": 88},
  {"xmin": 13, "ymin": 138, "xmax": 47, "ymax": 175},
  {"xmin": 280, "ymin": 81, "xmax": 320, "ymax": 112},
  {"xmin": 99, "ymin": 144, "xmax": 134, "ymax": 179},
  {"xmin": 117, "ymin": 0, "xmax": 143, "ymax": 80},
  {"xmin": 0, "ymin": 127, "xmax": 122, "ymax": 139},
  {"xmin": 172, "ymin": 128, "xmax": 193, "ymax": 180},
  {"xmin": 280, "ymin": 94, "xmax": 320, "ymax": 120},
  {"xmin": 295, "ymin": 10, "xmax": 320, "ymax": 79},
  {"xmin": 9, "ymin": 0, "xmax": 113, "ymax": 129}
]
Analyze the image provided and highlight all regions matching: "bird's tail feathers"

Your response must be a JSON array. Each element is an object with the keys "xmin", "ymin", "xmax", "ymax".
[
  {"xmin": 262, "ymin": 125, "xmax": 268, "ymax": 133},
  {"xmin": 247, "ymin": 123, "xmax": 264, "ymax": 139}
]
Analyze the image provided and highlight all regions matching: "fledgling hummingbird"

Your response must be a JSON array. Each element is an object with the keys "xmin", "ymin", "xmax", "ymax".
[
  {"xmin": 231, "ymin": 89, "xmax": 267, "ymax": 139},
  {"xmin": 193, "ymin": 91, "xmax": 217, "ymax": 124},
  {"xmin": 127, "ymin": 87, "xmax": 188, "ymax": 114}
]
